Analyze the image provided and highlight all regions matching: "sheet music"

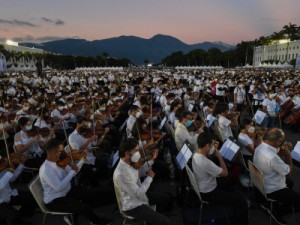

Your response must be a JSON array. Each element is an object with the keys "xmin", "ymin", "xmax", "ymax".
[
  {"xmin": 291, "ymin": 141, "xmax": 300, "ymax": 162},
  {"xmin": 159, "ymin": 116, "xmax": 167, "ymax": 130},
  {"xmin": 253, "ymin": 110, "xmax": 266, "ymax": 125},
  {"xmin": 188, "ymin": 104, "xmax": 194, "ymax": 112},
  {"xmin": 176, "ymin": 143, "xmax": 193, "ymax": 170},
  {"xmin": 206, "ymin": 114, "xmax": 216, "ymax": 128},
  {"xmin": 112, "ymin": 151, "xmax": 120, "ymax": 167},
  {"xmin": 220, "ymin": 139, "xmax": 240, "ymax": 161}
]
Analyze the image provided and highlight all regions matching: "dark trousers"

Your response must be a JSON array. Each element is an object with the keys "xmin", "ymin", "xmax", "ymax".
[
  {"xmin": 46, "ymin": 186, "xmax": 112, "ymax": 225},
  {"xmin": 147, "ymin": 189, "xmax": 173, "ymax": 212},
  {"xmin": 267, "ymin": 188, "xmax": 300, "ymax": 217},
  {"xmin": 0, "ymin": 191, "xmax": 36, "ymax": 225},
  {"xmin": 125, "ymin": 205, "xmax": 170, "ymax": 225},
  {"xmin": 201, "ymin": 188, "xmax": 248, "ymax": 225}
]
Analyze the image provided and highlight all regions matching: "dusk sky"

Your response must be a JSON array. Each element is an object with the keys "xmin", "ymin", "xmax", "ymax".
[{"xmin": 1, "ymin": 0, "xmax": 300, "ymax": 45}]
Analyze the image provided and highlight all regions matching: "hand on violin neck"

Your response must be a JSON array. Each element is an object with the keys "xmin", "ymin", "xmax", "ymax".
[{"xmin": 71, "ymin": 164, "xmax": 78, "ymax": 173}]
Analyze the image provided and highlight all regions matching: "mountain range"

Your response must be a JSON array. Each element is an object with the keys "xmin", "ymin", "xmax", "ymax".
[{"xmin": 22, "ymin": 34, "xmax": 234, "ymax": 65}]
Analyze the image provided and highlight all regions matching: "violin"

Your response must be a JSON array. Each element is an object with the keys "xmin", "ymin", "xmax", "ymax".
[
  {"xmin": 0, "ymin": 153, "xmax": 22, "ymax": 171},
  {"xmin": 59, "ymin": 108, "xmax": 69, "ymax": 115},
  {"xmin": 27, "ymin": 126, "xmax": 40, "ymax": 137},
  {"xmin": 56, "ymin": 149, "xmax": 82, "ymax": 168}
]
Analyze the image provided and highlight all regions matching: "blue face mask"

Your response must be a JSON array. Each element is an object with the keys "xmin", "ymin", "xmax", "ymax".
[{"xmin": 185, "ymin": 120, "xmax": 193, "ymax": 128}]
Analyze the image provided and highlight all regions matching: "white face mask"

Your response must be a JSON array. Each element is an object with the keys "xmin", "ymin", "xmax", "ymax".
[
  {"xmin": 247, "ymin": 126, "xmax": 255, "ymax": 133},
  {"xmin": 131, "ymin": 151, "xmax": 141, "ymax": 163},
  {"xmin": 135, "ymin": 111, "xmax": 141, "ymax": 118},
  {"xmin": 23, "ymin": 106, "xmax": 29, "ymax": 111},
  {"xmin": 58, "ymin": 106, "xmax": 64, "ymax": 111},
  {"xmin": 209, "ymin": 145, "xmax": 215, "ymax": 155},
  {"xmin": 100, "ymin": 106, "xmax": 106, "ymax": 111},
  {"xmin": 68, "ymin": 103, "xmax": 73, "ymax": 108}
]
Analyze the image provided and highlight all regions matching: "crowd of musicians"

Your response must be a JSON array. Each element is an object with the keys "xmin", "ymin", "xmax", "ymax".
[{"xmin": 0, "ymin": 68, "xmax": 300, "ymax": 225}]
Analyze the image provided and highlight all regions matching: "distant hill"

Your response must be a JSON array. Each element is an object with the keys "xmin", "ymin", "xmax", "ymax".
[{"xmin": 22, "ymin": 34, "xmax": 234, "ymax": 65}]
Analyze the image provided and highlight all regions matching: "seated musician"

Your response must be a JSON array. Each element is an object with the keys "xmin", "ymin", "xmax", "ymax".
[
  {"xmin": 174, "ymin": 111, "xmax": 200, "ymax": 151},
  {"xmin": 14, "ymin": 117, "xmax": 44, "ymax": 168},
  {"xmin": 0, "ymin": 154, "xmax": 36, "ymax": 225},
  {"xmin": 213, "ymin": 103, "xmax": 239, "ymax": 142},
  {"xmin": 238, "ymin": 118, "xmax": 256, "ymax": 161},
  {"xmin": 113, "ymin": 138, "xmax": 170, "ymax": 225},
  {"xmin": 39, "ymin": 139, "xmax": 111, "ymax": 225},
  {"xmin": 68, "ymin": 116, "xmax": 110, "ymax": 182},
  {"xmin": 192, "ymin": 132, "xmax": 248, "ymax": 225},
  {"xmin": 15, "ymin": 100, "xmax": 36, "ymax": 121},
  {"xmin": 126, "ymin": 105, "xmax": 141, "ymax": 137},
  {"xmin": 254, "ymin": 128, "xmax": 300, "ymax": 224}
]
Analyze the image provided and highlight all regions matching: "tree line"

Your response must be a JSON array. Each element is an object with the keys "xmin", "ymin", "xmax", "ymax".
[{"xmin": 161, "ymin": 23, "xmax": 300, "ymax": 67}]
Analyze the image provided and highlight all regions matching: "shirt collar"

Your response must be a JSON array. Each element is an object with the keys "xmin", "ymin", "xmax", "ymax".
[{"xmin": 262, "ymin": 142, "xmax": 278, "ymax": 153}]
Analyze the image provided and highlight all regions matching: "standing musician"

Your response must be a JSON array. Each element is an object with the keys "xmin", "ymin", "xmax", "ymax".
[
  {"xmin": 14, "ymin": 117, "xmax": 44, "ymax": 169},
  {"xmin": 39, "ymin": 139, "xmax": 112, "ymax": 225},
  {"xmin": 0, "ymin": 154, "xmax": 36, "ymax": 225},
  {"xmin": 113, "ymin": 138, "xmax": 170, "ymax": 225}
]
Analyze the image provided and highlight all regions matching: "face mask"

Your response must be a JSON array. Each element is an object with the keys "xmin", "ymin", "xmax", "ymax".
[
  {"xmin": 25, "ymin": 125, "xmax": 32, "ymax": 131},
  {"xmin": 100, "ymin": 106, "xmax": 106, "ymax": 111},
  {"xmin": 185, "ymin": 120, "xmax": 193, "ymax": 128},
  {"xmin": 23, "ymin": 106, "xmax": 29, "ymax": 111},
  {"xmin": 238, "ymin": 84, "xmax": 243, "ymax": 88},
  {"xmin": 135, "ymin": 111, "xmax": 141, "ymax": 118},
  {"xmin": 131, "ymin": 151, "xmax": 141, "ymax": 163},
  {"xmin": 268, "ymin": 94, "xmax": 274, "ymax": 99},
  {"xmin": 58, "ymin": 106, "xmax": 64, "ymax": 111},
  {"xmin": 247, "ymin": 126, "xmax": 255, "ymax": 133},
  {"xmin": 209, "ymin": 145, "xmax": 215, "ymax": 155},
  {"xmin": 87, "ymin": 122, "xmax": 92, "ymax": 128},
  {"xmin": 68, "ymin": 103, "xmax": 73, "ymax": 108}
]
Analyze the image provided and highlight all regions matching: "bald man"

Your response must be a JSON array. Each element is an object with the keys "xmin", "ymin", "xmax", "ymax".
[{"xmin": 254, "ymin": 128, "xmax": 299, "ymax": 224}]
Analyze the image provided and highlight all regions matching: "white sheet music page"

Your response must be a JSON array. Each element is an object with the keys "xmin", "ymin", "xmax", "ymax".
[
  {"xmin": 253, "ymin": 110, "xmax": 266, "ymax": 125},
  {"xmin": 291, "ymin": 141, "xmax": 300, "ymax": 162},
  {"xmin": 159, "ymin": 116, "xmax": 167, "ymax": 130},
  {"xmin": 176, "ymin": 143, "xmax": 193, "ymax": 170},
  {"xmin": 206, "ymin": 114, "xmax": 216, "ymax": 128},
  {"xmin": 220, "ymin": 139, "xmax": 240, "ymax": 161},
  {"xmin": 112, "ymin": 151, "xmax": 120, "ymax": 167}
]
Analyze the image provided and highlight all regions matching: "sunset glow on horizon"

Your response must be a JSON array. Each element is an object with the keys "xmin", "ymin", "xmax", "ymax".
[{"xmin": 1, "ymin": 0, "xmax": 300, "ymax": 45}]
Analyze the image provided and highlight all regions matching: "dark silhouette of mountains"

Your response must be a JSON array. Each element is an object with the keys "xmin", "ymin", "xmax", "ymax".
[{"xmin": 22, "ymin": 34, "xmax": 234, "ymax": 65}]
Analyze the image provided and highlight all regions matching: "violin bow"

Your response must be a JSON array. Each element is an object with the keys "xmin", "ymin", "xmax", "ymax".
[
  {"xmin": 135, "ymin": 121, "xmax": 151, "ymax": 170},
  {"xmin": 1, "ymin": 120, "xmax": 11, "ymax": 166},
  {"xmin": 62, "ymin": 119, "xmax": 75, "ymax": 165}
]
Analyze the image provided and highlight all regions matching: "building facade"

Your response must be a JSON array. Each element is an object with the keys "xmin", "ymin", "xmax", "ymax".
[{"xmin": 253, "ymin": 39, "xmax": 300, "ymax": 67}]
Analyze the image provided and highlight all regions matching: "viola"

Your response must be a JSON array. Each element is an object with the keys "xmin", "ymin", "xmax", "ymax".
[
  {"xmin": 0, "ymin": 153, "xmax": 21, "ymax": 171},
  {"xmin": 27, "ymin": 126, "xmax": 40, "ymax": 137},
  {"xmin": 59, "ymin": 108, "xmax": 69, "ymax": 115},
  {"xmin": 39, "ymin": 127, "xmax": 51, "ymax": 138}
]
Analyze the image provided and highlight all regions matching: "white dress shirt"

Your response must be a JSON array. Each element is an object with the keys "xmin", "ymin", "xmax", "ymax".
[
  {"xmin": 113, "ymin": 159, "xmax": 154, "ymax": 211},
  {"xmin": 253, "ymin": 142, "xmax": 290, "ymax": 194},
  {"xmin": 126, "ymin": 115, "xmax": 136, "ymax": 133},
  {"xmin": 192, "ymin": 153, "xmax": 222, "ymax": 193},
  {"xmin": 217, "ymin": 115, "xmax": 233, "ymax": 142},
  {"xmin": 14, "ymin": 130, "xmax": 43, "ymax": 157},
  {"xmin": 174, "ymin": 123, "xmax": 199, "ymax": 151},
  {"xmin": 68, "ymin": 129, "xmax": 96, "ymax": 165},
  {"xmin": 39, "ymin": 160, "xmax": 76, "ymax": 204},
  {"xmin": 238, "ymin": 132, "xmax": 254, "ymax": 156},
  {"xmin": 0, "ymin": 164, "xmax": 24, "ymax": 203}
]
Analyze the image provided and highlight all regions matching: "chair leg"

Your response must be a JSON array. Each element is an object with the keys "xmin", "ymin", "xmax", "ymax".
[
  {"xmin": 123, "ymin": 218, "xmax": 127, "ymax": 225},
  {"xmin": 291, "ymin": 206, "xmax": 296, "ymax": 225},
  {"xmin": 198, "ymin": 204, "xmax": 203, "ymax": 225},
  {"xmin": 70, "ymin": 214, "xmax": 75, "ymax": 225},
  {"xmin": 42, "ymin": 214, "xmax": 47, "ymax": 225},
  {"xmin": 269, "ymin": 202, "xmax": 273, "ymax": 225}
]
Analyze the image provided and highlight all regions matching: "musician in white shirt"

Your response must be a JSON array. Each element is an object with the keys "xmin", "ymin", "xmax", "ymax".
[
  {"xmin": 113, "ymin": 138, "xmax": 169, "ymax": 225},
  {"xmin": 39, "ymin": 139, "xmax": 111, "ymax": 225},
  {"xmin": 0, "ymin": 155, "xmax": 36, "ymax": 225}
]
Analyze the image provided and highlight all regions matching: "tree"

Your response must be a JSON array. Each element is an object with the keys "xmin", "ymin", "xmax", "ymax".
[{"xmin": 282, "ymin": 23, "xmax": 299, "ymax": 40}]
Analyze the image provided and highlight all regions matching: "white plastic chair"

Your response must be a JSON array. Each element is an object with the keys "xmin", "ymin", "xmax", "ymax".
[
  {"xmin": 29, "ymin": 175, "xmax": 74, "ymax": 225},
  {"xmin": 248, "ymin": 160, "xmax": 296, "ymax": 225},
  {"xmin": 114, "ymin": 184, "xmax": 155, "ymax": 225},
  {"xmin": 185, "ymin": 165, "xmax": 230, "ymax": 225}
]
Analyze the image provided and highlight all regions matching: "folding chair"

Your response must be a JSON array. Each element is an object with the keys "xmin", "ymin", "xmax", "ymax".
[
  {"xmin": 248, "ymin": 160, "xmax": 296, "ymax": 225},
  {"xmin": 114, "ymin": 184, "xmax": 155, "ymax": 225},
  {"xmin": 185, "ymin": 165, "xmax": 230, "ymax": 225},
  {"xmin": 29, "ymin": 175, "xmax": 74, "ymax": 225}
]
